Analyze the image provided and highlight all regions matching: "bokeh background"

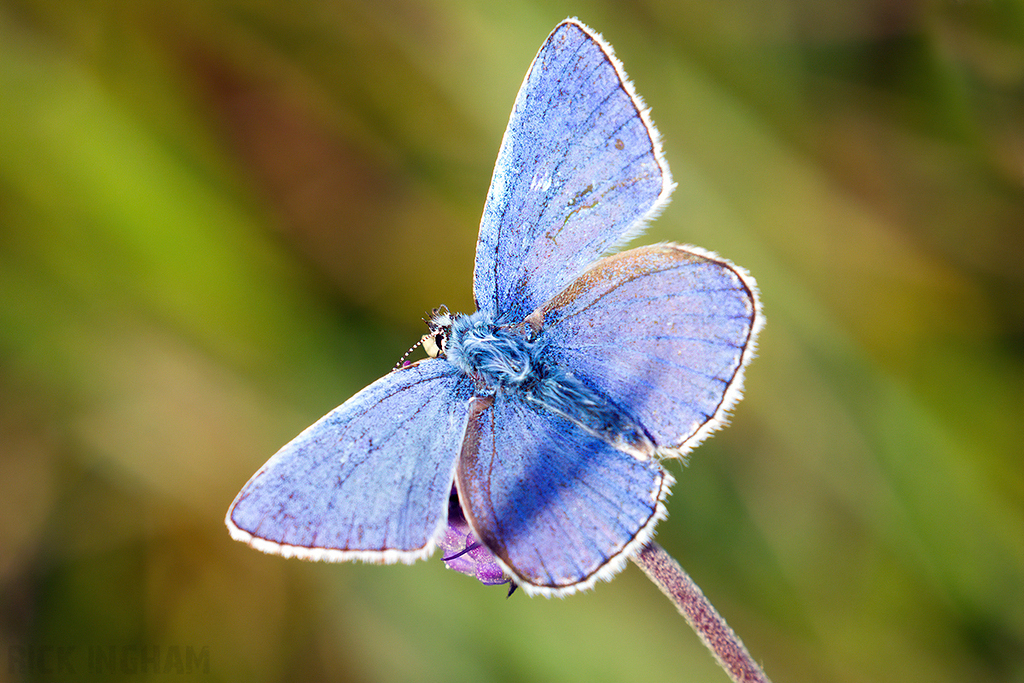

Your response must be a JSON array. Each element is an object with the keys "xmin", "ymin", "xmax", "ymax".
[{"xmin": 1, "ymin": 1, "xmax": 1021, "ymax": 682}]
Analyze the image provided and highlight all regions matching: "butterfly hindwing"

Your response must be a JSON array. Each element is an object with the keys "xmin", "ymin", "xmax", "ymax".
[
  {"xmin": 455, "ymin": 391, "xmax": 672, "ymax": 596},
  {"xmin": 474, "ymin": 19, "xmax": 673, "ymax": 323},
  {"xmin": 227, "ymin": 360, "xmax": 474, "ymax": 563},
  {"xmin": 532, "ymin": 243, "xmax": 762, "ymax": 455}
]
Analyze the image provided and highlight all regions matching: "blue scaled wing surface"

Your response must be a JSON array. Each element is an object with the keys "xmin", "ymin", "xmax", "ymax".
[
  {"xmin": 227, "ymin": 360, "xmax": 474, "ymax": 563},
  {"xmin": 455, "ymin": 392, "xmax": 672, "ymax": 596},
  {"xmin": 474, "ymin": 18, "xmax": 673, "ymax": 324},
  {"xmin": 532, "ymin": 243, "xmax": 762, "ymax": 456}
]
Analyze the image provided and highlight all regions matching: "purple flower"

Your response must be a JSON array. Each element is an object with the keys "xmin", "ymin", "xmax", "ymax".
[{"xmin": 438, "ymin": 490, "xmax": 516, "ymax": 595}]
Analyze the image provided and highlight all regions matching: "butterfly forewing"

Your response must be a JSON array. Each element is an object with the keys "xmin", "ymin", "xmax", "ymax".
[
  {"xmin": 455, "ymin": 391, "xmax": 671, "ymax": 596},
  {"xmin": 227, "ymin": 360, "xmax": 474, "ymax": 563},
  {"xmin": 533, "ymin": 243, "xmax": 761, "ymax": 455},
  {"xmin": 474, "ymin": 19, "xmax": 673, "ymax": 323}
]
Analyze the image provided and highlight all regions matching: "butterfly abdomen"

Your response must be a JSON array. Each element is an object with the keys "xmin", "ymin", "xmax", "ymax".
[{"xmin": 444, "ymin": 310, "xmax": 654, "ymax": 459}]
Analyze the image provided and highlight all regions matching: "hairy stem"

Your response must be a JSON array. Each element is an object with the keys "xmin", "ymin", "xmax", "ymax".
[{"xmin": 632, "ymin": 542, "xmax": 772, "ymax": 683}]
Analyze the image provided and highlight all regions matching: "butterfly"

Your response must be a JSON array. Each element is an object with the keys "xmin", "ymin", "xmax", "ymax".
[{"xmin": 226, "ymin": 17, "xmax": 763, "ymax": 597}]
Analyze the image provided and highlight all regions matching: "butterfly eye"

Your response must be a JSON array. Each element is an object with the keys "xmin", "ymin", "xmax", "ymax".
[
  {"xmin": 420, "ymin": 326, "xmax": 449, "ymax": 358},
  {"xmin": 435, "ymin": 332, "xmax": 447, "ymax": 354}
]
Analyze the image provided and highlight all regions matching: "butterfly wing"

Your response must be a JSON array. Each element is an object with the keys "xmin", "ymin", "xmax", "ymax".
[
  {"xmin": 227, "ymin": 360, "xmax": 474, "ymax": 563},
  {"xmin": 531, "ymin": 243, "xmax": 762, "ymax": 455},
  {"xmin": 474, "ymin": 18, "xmax": 673, "ymax": 323},
  {"xmin": 455, "ymin": 391, "xmax": 672, "ymax": 596}
]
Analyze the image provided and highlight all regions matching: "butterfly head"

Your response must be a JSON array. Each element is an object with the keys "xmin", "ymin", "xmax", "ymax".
[
  {"xmin": 421, "ymin": 306, "xmax": 454, "ymax": 359},
  {"xmin": 391, "ymin": 306, "xmax": 454, "ymax": 370}
]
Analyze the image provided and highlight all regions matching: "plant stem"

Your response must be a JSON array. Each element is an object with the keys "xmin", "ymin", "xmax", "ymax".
[{"xmin": 632, "ymin": 542, "xmax": 772, "ymax": 683}]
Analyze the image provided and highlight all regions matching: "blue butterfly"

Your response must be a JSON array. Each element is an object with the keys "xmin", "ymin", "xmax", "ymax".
[{"xmin": 227, "ymin": 18, "xmax": 762, "ymax": 597}]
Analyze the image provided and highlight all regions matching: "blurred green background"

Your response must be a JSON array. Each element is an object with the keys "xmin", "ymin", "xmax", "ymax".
[{"xmin": 1, "ymin": 1, "xmax": 1021, "ymax": 682}]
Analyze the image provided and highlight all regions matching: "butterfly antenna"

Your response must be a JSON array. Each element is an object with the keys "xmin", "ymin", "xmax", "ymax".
[{"xmin": 394, "ymin": 337, "xmax": 424, "ymax": 370}]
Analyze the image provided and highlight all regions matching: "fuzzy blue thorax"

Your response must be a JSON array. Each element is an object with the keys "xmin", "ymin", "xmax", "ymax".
[
  {"xmin": 434, "ymin": 310, "xmax": 654, "ymax": 458},
  {"xmin": 445, "ymin": 311, "xmax": 537, "ymax": 388}
]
